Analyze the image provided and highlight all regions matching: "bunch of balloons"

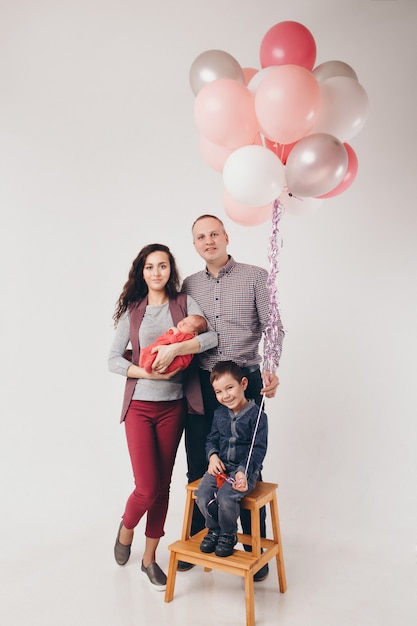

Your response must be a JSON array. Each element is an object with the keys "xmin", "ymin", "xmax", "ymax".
[{"xmin": 190, "ymin": 21, "xmax": 369, "ymax": 225}]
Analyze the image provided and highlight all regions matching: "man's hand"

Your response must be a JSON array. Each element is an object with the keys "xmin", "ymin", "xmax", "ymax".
[{"xmin": 261, "ymin": 371, "xmax": 280, "ymax": 398}]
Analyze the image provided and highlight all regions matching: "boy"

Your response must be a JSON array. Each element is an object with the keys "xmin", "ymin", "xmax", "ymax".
[{"xmin": 195, "ymin": 360, "xmax": 268, "ymax": 557}]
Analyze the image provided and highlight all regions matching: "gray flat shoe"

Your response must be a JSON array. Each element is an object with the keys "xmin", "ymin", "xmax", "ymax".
[
  {"xmin": 141, "ymin": 560, "xmax": 167, "ymax": 591},
  {"xmin": 114, "ymin": 521, "xmax": 132, "ymax": 566}
]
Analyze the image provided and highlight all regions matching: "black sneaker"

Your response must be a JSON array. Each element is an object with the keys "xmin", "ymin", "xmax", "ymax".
[
  {"xmin": 177, "ymin": 560, "xmax": 196, "ymax": 572},
  {"xmin": 200, "ymin": 529, "xmax": 220, "ymax": 553},
  {"xmin": 254, "ymin": 562, "xmax": 269, "ymax": 582},
  {"xmin": 215, "ymin": 532, "xmax": 237, "ymax": 557}
]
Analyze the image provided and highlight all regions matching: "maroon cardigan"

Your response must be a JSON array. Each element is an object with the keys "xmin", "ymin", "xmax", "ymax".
[{"xmin": 119, "ymin": 293, "xmax": 204, "ymax": 422}]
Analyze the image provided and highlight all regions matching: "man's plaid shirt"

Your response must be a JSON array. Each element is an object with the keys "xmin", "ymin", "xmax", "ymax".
[{"xmin": 182, "ymin": 256, "xmax": 285, "ymax": 371}]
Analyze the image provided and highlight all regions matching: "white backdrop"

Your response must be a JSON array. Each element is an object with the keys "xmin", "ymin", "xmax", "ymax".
[{"xmin": 1, "ymin": 0, "xmax": 416, "ymax": 606}]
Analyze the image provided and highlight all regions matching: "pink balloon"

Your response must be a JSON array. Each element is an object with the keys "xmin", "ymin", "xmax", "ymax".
[
  {"xmin": 242, "ymin": 67, "xmax": 258, "ymax": 85},
  {"xmin": 223, "ymin": 190, "xmax": 273, "ymax": 226},
  {"xmin": 316, "ymin": 143, "xmax": 358, "ymax": 198},
  {"xmin": 260, "ymin": 21, "xmax": 317, "ymax": 70},
  {"xmin": 264, "ymin": 138, "xmax": 298, "ymax": 164},
  {"xmin": 194, "ymin": 78, "xmax": 258, "ymax": 149},
  {"xmin": 254, "ymin": 65, "xmax": 321, "ymax": 144},
  {"xmin": 199, "ymin": 135, "xmax": 233, "ymax": 172}
]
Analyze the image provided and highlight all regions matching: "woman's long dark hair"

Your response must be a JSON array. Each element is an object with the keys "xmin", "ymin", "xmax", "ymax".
[{"xmin": 113, "ymin": 243, "xmax": 181, "ymax": 325}]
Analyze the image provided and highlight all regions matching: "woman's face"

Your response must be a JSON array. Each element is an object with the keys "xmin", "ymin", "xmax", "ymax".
[{"xmin": 143, "ymin": 250, "xmax": 171, "ymax": 293}]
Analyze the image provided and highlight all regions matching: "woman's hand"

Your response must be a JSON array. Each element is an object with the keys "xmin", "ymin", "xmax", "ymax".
[
  {"xmin": 151, "ymin": 336, "xmax": 200, "ymax": 372},
  {"xmin": 151, "ymin": 344, "xmax": 178, "ymax": 372}
]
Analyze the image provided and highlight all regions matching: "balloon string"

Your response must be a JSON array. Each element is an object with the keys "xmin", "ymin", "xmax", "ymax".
[
  {"xmin": 263, "ymin": 198, "xmax": 283, "ymax": 373},
  {"xmin": 244, "ymin": 394, "xmax": 266, "ymax": 477}
]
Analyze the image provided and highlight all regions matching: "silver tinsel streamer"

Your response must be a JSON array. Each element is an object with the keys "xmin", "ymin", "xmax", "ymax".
[{"xmin": 263, "ymin": 198, "xmax": 284, "ymax": 372}]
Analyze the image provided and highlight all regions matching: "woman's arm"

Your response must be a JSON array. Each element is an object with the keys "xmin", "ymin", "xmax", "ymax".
[{"xmin": 108, "ymin": 313, "xmax": 134, "ymax": 376}]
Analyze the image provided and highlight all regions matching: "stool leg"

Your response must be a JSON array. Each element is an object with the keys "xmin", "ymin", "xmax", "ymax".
[
  {"xmin": 250, "ymin": 504, "xmax": 261, "ymax": 557},
  {"xmin": 181, "ymin": 489, "xmax": 194, "ymax": 541},
  {"xmin": 243, "ymin": 571, "xmax": 255, "ymax": 626},
  {"xmin": 270, "ymin": 492, "xmax": 287, "ymax": 592},
  {"xmin": 164, "ymin": 551, "xmax": 178, "ymax": 602}
]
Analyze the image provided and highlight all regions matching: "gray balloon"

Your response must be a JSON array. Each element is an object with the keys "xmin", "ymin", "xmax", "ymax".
[
  {"xmin": 189, "ymin": 49, "xmax": 245, "ymax": 96},
  {"xmin": 313, "ymin": 60, "xmax": 358, "ymax": 83},
  {"xmin": 285, "ymin": 133, "xmax": 348, "ymax": 198}
]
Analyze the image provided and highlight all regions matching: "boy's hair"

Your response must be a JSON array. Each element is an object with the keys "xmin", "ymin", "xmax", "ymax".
[{"xmin": 210, "ymin": 360, "xmax": 245, "ymax": 385}]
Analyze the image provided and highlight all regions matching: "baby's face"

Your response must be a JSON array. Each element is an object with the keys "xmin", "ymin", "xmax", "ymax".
[{"xmin": 177, "ymin": 318, "xmax": 197, "ymax": 334}]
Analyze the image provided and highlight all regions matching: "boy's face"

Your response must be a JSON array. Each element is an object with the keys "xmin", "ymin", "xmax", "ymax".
[{"xmin": 212, "ymin": 373, "xmax": 248, "ymax": 414}]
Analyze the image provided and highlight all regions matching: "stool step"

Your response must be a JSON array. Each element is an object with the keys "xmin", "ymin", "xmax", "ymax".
[{"xmin": 168, "ymin": 539, "xmax": 276, "ymax": 576}]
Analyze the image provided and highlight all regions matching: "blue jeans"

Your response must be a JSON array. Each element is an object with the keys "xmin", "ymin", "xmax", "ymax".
[{"xmin": 195, "ymin": 471, "xmax": 259, "ymax": 534}]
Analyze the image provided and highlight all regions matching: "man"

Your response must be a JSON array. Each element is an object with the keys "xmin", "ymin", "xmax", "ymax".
[
  {"xmin": 153, "ymin": 215, "xmax": 285, "ymax": 581},
  {"xmin": 154, "ymin": 215, "xmax": 284, "ymax": 581}
]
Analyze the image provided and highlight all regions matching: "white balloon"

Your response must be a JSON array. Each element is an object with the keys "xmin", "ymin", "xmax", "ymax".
[
  {"xmin": 247, "ymin": 66, "xmax": 277, "ymax": 93},
  {"xmin": 279, "ymin": 189, "xmax": 324, "ymax": 216},
  {"xmin": 309, "ymin": 76, "xmax": 369, "ymax": 142},
  {"xmin": 223, "ymin": 145, "xmax": 285, "ymax": 207}
]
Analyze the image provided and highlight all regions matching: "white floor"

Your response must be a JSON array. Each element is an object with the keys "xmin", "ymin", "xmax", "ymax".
[{"xmin": 2, "ymin": 489, "xmax": 416, "ymax": 626}]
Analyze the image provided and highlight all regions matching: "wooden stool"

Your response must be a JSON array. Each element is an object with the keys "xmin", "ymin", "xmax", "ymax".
[{"xmin": 165, "ymin": 479, "xmax": 287, "ymax": 626}]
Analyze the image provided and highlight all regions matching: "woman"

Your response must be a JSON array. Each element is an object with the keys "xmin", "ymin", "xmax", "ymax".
[{"xmin": 108, "ymin": 243, "xmax": 217, "ymax": 590}]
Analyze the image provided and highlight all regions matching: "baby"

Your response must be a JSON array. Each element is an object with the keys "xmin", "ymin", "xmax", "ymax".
[{"xmin": 139, "ymin": 314, "xmax": 207, "ymax": 373}]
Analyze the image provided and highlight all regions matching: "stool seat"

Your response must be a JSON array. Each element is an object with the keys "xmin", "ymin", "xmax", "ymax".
[{"xmin": 165, "ymin": 479, "xmax": 287, "ymax": 626}]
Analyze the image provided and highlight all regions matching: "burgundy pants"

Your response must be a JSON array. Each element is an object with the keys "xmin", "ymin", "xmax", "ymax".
[{"xmin": 122, "ymin": 399, "xmax": 185, "ymax": 538}]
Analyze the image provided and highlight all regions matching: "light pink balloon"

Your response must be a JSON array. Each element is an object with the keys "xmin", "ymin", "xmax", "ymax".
[
  {"xmin": 309, "ymin": 76, "xmax": 369, "ymax": 142},
  {"xmin": 223, "ymin": 190, "xmax": 273, "ymax": 226},
  {"xmin": 199, "ymin": 135, "xmax": 233, "ymax": 172},
  {"xmin": 194, "ymin": 78, "xmax": 258, "ymax": 149},
  {"xmin": 316, "ymin": 143, "xmax": 358, "ymax": 198},
  {"xmin": 254, "ymin": 65, "xmax": 321, "ymax": 144}
]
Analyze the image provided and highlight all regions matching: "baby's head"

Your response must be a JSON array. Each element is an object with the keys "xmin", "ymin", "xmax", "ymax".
[{"xmin": 177, "ymin": 314, "xmax": 207, "ymax": 336}]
